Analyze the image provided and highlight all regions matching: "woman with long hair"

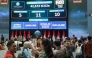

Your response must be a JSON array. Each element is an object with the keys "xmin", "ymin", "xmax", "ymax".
[
  {"xmin": 22, "ymin": 42, "xmax": 31, "ymax": 58},
  {"xmin": 38, "ymin": 38, "xmax": 53, "ymax": 58}
]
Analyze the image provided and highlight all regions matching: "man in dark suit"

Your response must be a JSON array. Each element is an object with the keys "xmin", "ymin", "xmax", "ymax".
[{"xmin": 1, "ymin": 34, "xmax": 4, "ymax": 42}]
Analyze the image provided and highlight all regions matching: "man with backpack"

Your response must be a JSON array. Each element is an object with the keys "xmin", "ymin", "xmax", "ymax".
[
  {"xmin": 75, "ymin": 40, "xmax": 84, "ymax": 58},
  {"xmin": 53, "ymin": 40, "xmax": 66, "ymax": 58}
]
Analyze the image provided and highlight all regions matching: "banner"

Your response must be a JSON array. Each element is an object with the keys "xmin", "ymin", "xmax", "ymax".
[
  {"xmin": 39, "ymin": 21, "xmax": 66, "ymax": 29},
  {"xmin": 11, "ymin": 21, "xmax": 66, "ymax": 29}
]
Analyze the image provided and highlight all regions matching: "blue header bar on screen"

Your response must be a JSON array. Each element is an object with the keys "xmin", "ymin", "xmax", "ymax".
[{"xmin": 11, "ymin": 21, "xmax": 66, "ymax": 29}]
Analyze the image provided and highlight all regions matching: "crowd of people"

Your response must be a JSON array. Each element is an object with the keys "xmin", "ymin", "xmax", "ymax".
[{"xmin": 0, "ymin": 34, "xmax": 92, "ymax": 58}]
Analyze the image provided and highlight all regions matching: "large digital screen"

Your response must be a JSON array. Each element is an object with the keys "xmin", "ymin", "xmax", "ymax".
[{"xmin": 10, "ymin": 0, "xmax": 68, "ymax": 29}]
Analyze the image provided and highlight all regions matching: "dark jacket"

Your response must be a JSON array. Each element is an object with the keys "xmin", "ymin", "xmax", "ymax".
[
  {"xmin": 1, "ymin": 36, "xmax": 4, "ymax": 41},
  {"xmin": 53, "ymin": 45, "xmax": 66, "ymax": 58}
]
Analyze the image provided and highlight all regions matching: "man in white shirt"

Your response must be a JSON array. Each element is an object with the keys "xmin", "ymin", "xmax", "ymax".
[
  {"xmin": 14, "ymin": 39, "xmax": 22, "ymax": 47},
  {"xmin": 18, "ymin": 35, "xmax": 22, "ymax": 42}
]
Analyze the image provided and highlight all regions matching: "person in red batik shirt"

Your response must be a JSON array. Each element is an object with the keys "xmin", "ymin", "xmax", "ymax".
[{"xmin": 4, "ymin": 40, "xmax": 16, "ymax": 58}]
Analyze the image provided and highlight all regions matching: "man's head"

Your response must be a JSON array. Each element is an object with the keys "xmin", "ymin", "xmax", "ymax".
[
  {"xmin": 14, "ymin": 39, "xmax": 17, "ymax": 41},
  {"xmin": 73, "ymin": 35, "xmax": 75, "ymax": 37},
  {"xmin": 1, "ymin": 34, "xmax": 3, "ymax": 37},
  {"xmin": 78, "ymin": 40, "xmax": 82, "ymax": 44},
  {"xmin": 66, "ymin": 37, "xmax": 70, "ymax": 42},
  {"xmin": 87, "ymin": 36, "xmax": 92, "ymax": 41},
  {"xmin": 54, "ymin": 40, "xmax": 61, "ymax": 47},
  {"xmin": 7, "ymin": 40, "xmax": 16, "ymax": 53}
]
